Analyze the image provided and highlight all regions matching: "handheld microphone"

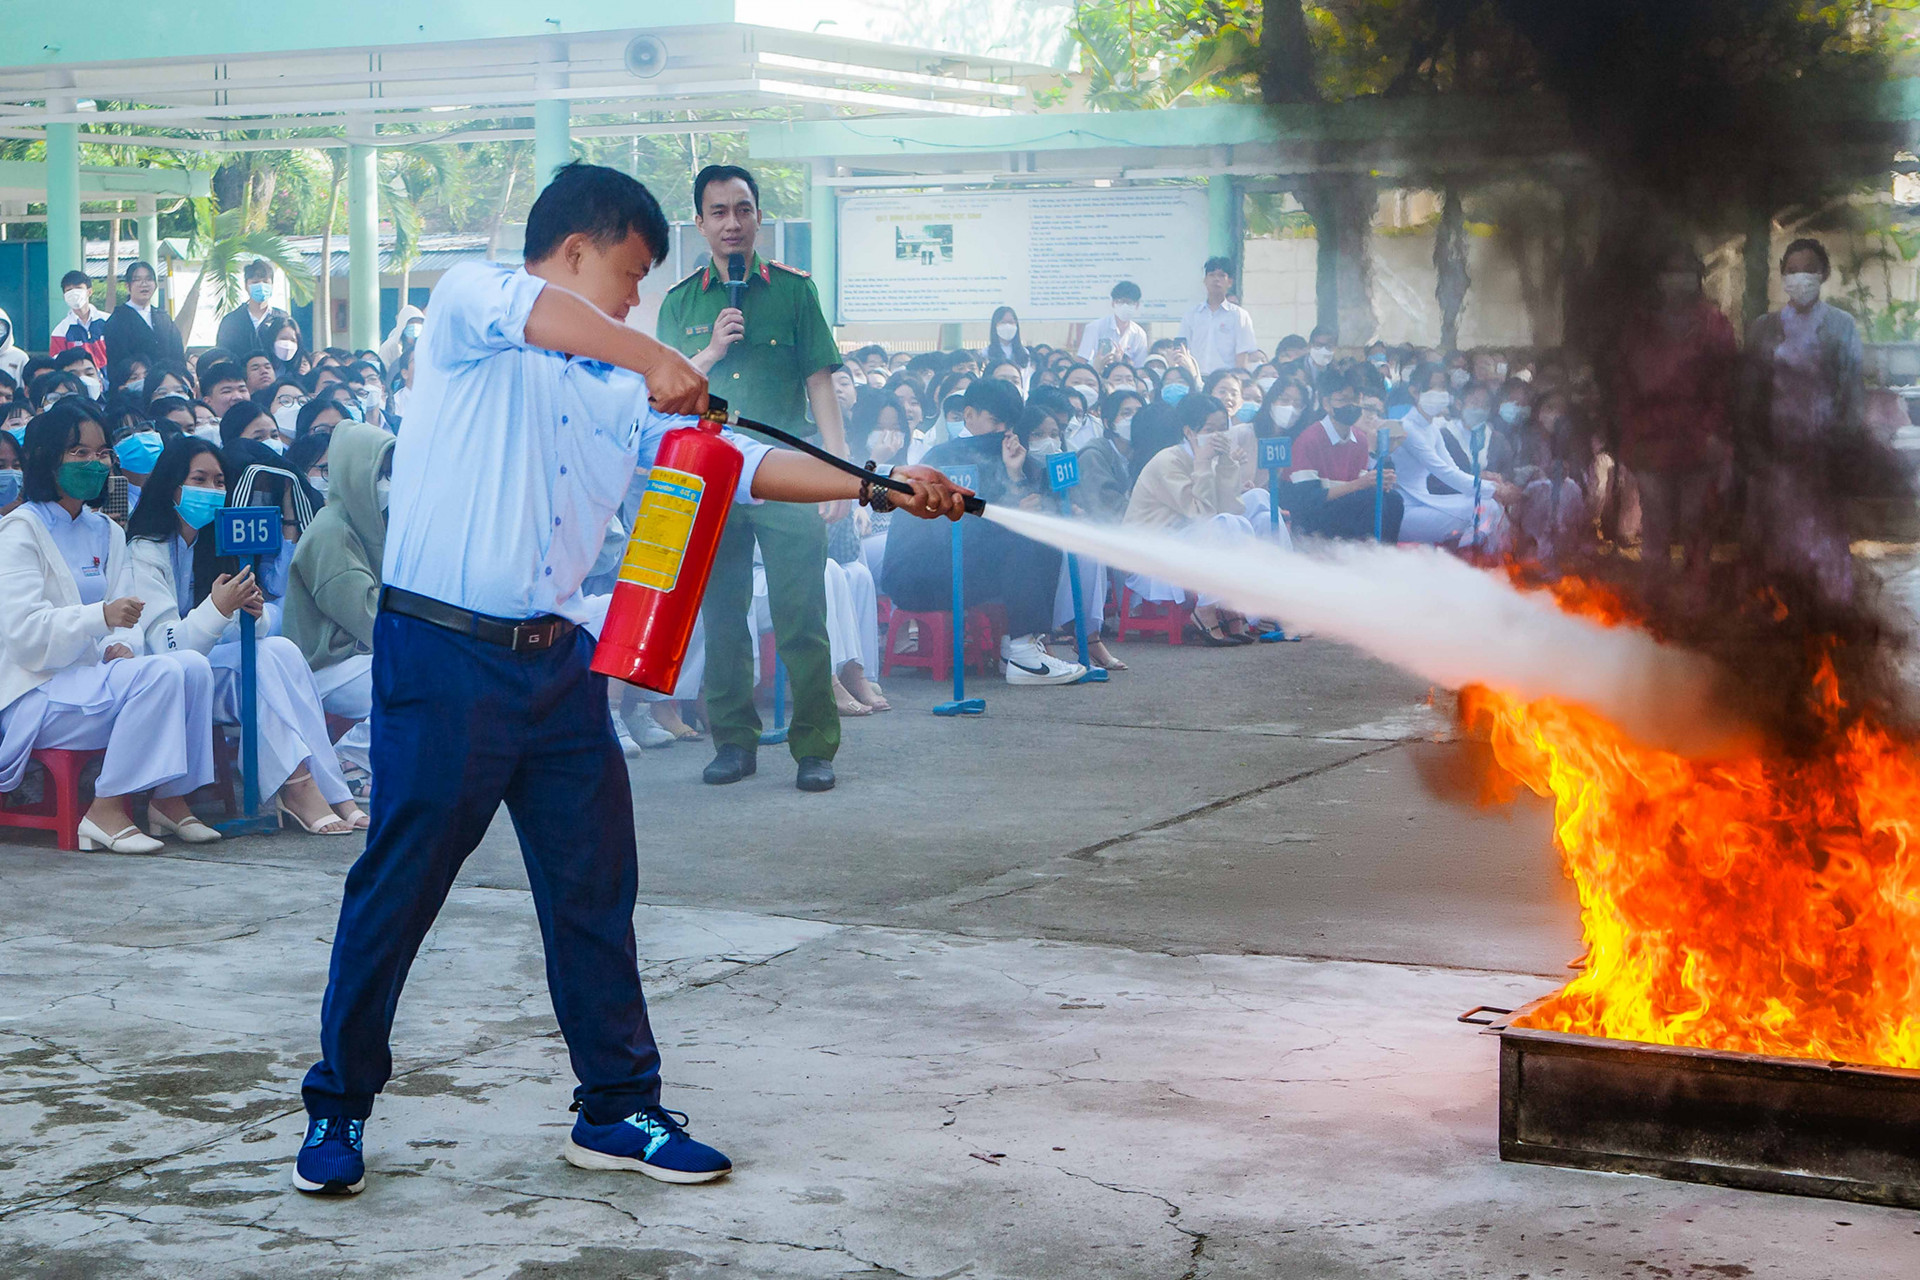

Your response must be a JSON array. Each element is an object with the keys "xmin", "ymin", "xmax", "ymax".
[{"xmin": 724, "ymin": 253, "xmax": 747, "ymax": 312}]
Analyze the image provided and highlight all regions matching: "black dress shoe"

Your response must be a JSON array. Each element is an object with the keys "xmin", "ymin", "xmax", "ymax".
[
  {"xmin": 702, "ymin": 744, "xmax": 757, "ymax": 785},
  {"xmin": 795, "ymin": 757, "xmax": 835, "ymax": 792}
]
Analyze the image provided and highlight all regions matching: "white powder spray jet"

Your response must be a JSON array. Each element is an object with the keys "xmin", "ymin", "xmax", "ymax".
[{"xmin": 982, "ymin": 507, "xmax": 1750, "ymax": 759}]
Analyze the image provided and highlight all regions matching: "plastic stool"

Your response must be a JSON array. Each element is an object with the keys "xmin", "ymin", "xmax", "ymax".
[
  {"xmin": 881, "ymin": 608, "xmax": 999, "ymax": 679},
  {"xmin": 0, "ymin": 749, "xmax": 103, "ymax": 851},
  {"xmin": 1114, "ymin": 584, "xmax": 1191, "ymax": 646}
]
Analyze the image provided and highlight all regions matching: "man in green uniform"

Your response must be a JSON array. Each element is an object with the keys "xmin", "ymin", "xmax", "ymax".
[{"xmin": 657, "ymin": 163, "xmax": 847, "ymax": 792}]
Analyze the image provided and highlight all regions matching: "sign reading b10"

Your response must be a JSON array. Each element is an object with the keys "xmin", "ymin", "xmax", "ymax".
[
  {"xmin": 215, "ymin": 506, "xmax": 282, "ymax": 558},
  {"xmin": 1258, "ymin": 437, "xmax": 1292, "ymax": 472}
]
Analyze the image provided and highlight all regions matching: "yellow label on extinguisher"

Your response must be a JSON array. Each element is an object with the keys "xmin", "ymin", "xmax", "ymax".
[{"xmin": 618, "ymin": 467, "xmax": 706, "ymax": 592}]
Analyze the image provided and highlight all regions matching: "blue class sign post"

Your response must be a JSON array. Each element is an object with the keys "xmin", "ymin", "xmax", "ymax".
[
  {"xmin": 214, "ymin": 506, "xmax": 282, "ymax": 835},
  {"xmin": 932, "ymin": 464, "xmax": 986, "ymax": 717},
  {"xmin": 1045, "ymin": 449, "xmax": 1107, "ymax": 684},
  {"xmin": 1256, "ymin": 436, "xmax": 1301, "ymax": 643}
]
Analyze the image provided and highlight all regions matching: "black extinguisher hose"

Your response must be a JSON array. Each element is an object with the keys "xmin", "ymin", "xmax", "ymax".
[{"xmin": 702, "ymin": 396, "xmax": 988, "ymax": 516}]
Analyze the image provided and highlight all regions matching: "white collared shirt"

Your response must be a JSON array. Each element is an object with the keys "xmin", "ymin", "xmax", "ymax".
[
  {"xmin": 1076, "ymin": 314, "xmax": 1149, "ymax": 366},
  {"xmin": 1179, "ymin": 300, "xmax": 1257, "ymax": 374},
  {"xmin": 383, "ymin": 262, "xmax": 770, "ymax": 624},
  {"xmin": 30, "ymin": 502, "xmax": 111, "ymax": 606},
  {"xmin": 131, "ymin": 301, "xmax": 154, "ymax": 328}
]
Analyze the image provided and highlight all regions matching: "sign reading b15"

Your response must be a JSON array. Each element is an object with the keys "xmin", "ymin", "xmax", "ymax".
[{"xmin": 215, "ymin": 506, "xmax": 282, "ymax": 558}]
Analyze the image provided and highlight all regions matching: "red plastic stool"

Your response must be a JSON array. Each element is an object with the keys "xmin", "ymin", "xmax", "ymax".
[
  {"xmin": 1114, "ymin": 583, "xmax": 1191, "ymax": 646},
  {"xmin": 0, "ymin": 749, "xmax": 104, "ymax": 851},
  {"xmin": 881, "ymin": 608, "xmax": 999, "ymax": 679}
]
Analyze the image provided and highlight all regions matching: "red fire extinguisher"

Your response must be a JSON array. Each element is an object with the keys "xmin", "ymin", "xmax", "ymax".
[{"xmin": 590, "ymin": 412, "xmax": 743, "ymax": 693}]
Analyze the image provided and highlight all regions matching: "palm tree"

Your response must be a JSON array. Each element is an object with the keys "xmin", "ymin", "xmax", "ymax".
[{"xmin": 171, "ymin": 201, "xmax": 315, "ymax": 346}]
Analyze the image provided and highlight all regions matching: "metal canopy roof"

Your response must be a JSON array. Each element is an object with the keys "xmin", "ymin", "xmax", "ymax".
[{"xmin": 0, "ymin": 3, "xmax": 1074, "ymax": 150}]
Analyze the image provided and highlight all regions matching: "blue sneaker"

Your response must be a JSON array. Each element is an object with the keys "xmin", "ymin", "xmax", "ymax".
[
  {"xmin": 292, "ymin": 1115, "xmax": 366, "ymax": 1195},
  {"xmin": 564, "ymin": 1105, "xmax": 732, "ymax": 1184}
]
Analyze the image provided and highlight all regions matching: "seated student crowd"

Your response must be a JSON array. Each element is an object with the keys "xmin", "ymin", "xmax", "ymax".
[{"xmin": 0, "ymin": 279, "xmax": 424, "ymax": 846}]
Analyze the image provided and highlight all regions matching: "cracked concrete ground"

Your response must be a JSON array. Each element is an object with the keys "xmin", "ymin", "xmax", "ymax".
[{"xmin": 3, "ymin": 640, "xmax": 1916, "ymax": 1279}]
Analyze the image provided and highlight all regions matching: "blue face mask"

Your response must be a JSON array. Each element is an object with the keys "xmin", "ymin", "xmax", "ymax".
[
  {"xmin": 248, "ymin": 282, "xmax": 271, "ymax": 304},
  {"xmin": 1498, "ymin": 402, "xmax": 1530, "ymax": 427},
  {"xmin": 4, "ymin": 423, "xmax": 23, "ymax": 445},
  {"xmin": 1161, "ymin": 383, "xmax": 1189, "ymax": 405},
  {"xmin": 403, "ymin": 322, "xmax": 422, "ymax": 340},
  {"xmin": 114, "ymin": 430, "xmax": 165, "ymax": 475},
  {"xmin": 175, "ymin": 484, "xmax": 228, "ymax": 530},
  {"xmin": 1369, "ymin": 353, "xmax": 1388, "ymax": 367},
  {"xmin": 0, "ymin": 468, "xmax": 20, "ymax": 506},
  {"xmin": 1233, "ymin": 401, "xmax": 1259, "ymax": 422}
]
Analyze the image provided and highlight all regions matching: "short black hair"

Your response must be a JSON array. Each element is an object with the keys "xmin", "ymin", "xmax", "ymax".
[
  {"xmin": 1203, "ymin": 256, "xmax": 1234, "ymax": 277},
  {"xmin": 1781, "ymin": 237, "xmax": 1831, "ymax": 277},
  {"xmin": 962, "ymin": 376, "xmax": 1023, "ymax": 431},
  {"xmin": 52, "ymin": 346, "xmax": 98, "ymax": 371},
  {"xmin": 30, "ymin": 371, "xmax": 83, "ymax": 408},
  {"xmin": 1178, "ymin": 393, "xmax": 1227, "ymax": 432},
  {"xmin": 693, "ymin": 164, "xmax": 760, "ymax": 217},
  {"xmin": 123, "ymin": 259, "xmax": 157, "ymax": 284},
  {"xmin": 199, "ymin": 360, "xmax": 245, "ymax": 391},
  {"xmin": 22, "ymin": 399, "xmax": 107, "ymax": 503},
  {"xmin": 524, "ymin": 161, "xmax": 671, "ymax": 266},
  {"xmin": 243, "ymin": 258, "xmax": 274, "ymax": 283},
  {"xmin": 219, "ymin": 399, "xmax": 272, "ymax": 449},
  {"xmin": 1110, "ymin": 280, "xmax": 1142, "ymax": 303},
  {"xmin": 61, "ymin": 269, "xmax": 91, "ymax": 291}
]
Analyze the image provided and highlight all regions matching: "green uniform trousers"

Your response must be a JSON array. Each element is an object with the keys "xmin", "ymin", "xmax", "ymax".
[{"xmin": 701, "ymin": 499, "xmax": 839, "ymax": 762}]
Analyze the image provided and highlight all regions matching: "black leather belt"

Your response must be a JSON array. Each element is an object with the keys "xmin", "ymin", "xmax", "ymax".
[{"xmin": 381, "ymin": 586, "xmax": 577, "ymax": 653}]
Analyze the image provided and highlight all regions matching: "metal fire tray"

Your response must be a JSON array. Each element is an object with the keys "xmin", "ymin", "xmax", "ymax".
[{"xmin": 1486, "ymin": 1000, "xmax": 1920, "ymax": 1209}]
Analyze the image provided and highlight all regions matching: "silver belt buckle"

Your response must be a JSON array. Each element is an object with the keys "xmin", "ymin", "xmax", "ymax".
[{"xmin": 516, "ymin": 622, "xmax": 550, "ymax": 650}]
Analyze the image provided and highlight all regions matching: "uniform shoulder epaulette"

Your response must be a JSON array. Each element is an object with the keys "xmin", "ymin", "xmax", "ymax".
[
  {"xmin": 770, "ymin": 260, "xmax": 811, "ymax": 278},
  {"xmin": 669, "ymin": 266, "xmax": 706, "ymax": 291}
]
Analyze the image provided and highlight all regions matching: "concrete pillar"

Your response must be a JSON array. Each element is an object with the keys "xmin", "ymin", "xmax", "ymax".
[
  {"xmin": 534, "ymin": 52, "xmax": 572, "ymax": 189},
  {"xmin": 45, "ymin": 107, "xmax": 82, "ymax": 327},
  {"xmin": 809, "ymin": 160, "xmax": 838, "ymax": 327},
  {"xmin": 348, "ymin": 141, "xmax": 379, "ymax": 351},
  {"xmin": 133, "ymin": 195, "xmax": 164, "ymax": 312},
  {"xmin": 1207, "ymin": 174, "xmax": 1238, "ymax": 265}
]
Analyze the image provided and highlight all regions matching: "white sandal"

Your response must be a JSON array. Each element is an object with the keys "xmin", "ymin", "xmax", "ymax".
[
  {"xmin": 148, "ymin": 808, "xmax": 223, "ymax": 844},
  {"xmin": 277, "ymin": 798, "xmax": 353, "ymax": 835},
  {"xmin": 77, "ymin": 817, "xmax": 164, "ymax": 855}
]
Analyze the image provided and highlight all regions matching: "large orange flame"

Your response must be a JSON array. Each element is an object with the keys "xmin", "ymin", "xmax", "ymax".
[{"xmin": 1464, "ymin": 633, "xmax": 1920, "ymax": 1069}]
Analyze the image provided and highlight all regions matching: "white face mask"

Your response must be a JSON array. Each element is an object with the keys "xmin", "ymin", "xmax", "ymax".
[
  {"xmin": 376, "ymin": 477, "xmax": 391, "ymax": 512},
  {"xmin": 262, "ymin": 435, "xmax": 288, "ymax": 454},
  {"xmin": 274, "ymin": 338, "xmax": 298, "ymax": 361},
  {"xmin": 1255, "ymin": 376, "xmax": 1277, "ymax": 393},
  {"xmin": 1111, "ymin": 413, "xmax": 1134, "ymax": 440},
  {"xmin": 995, "ymin": 322, "xmax": 1018, "ymax": 342},
  {"xmin": 1113, "ymin": 303, "xmax": 1139, "ymax": 323},
  {"xmin": 359, "ymin": 385, "xmax": 386, "ymax": 412},
  {"xmin": 1067, "ymin": 380, "xmax": 1097, "ymax": 401},
  {"xmin": 1268, "ymin": 403, "xmax": 1299, "ymax": 431},
  {"xmin": 1417, "ymin": 389, "xmax": 1453, "ymax": 419},
  {"xmin": 1449, "ymin": 367, "xmax": 1473, "ymax": 389},
  {"xmin": 64, "ymin": 286, "xmax": 90, "ymax": 312},
  {"xmin": 1308, "ymin": 345, "xmax": 1333, "ymax": 367},
  {"xmin": 1028, "ymin": 439, "xmax": 1061, "ymax": 458},
  {"xmin": 309, "ymin": 475, "xmax": 329, "ymax": 497},
  {"xmin": 275, "ymin": 403, "xmax": 302, "ymax": 439},
  {"xmin": 77, "ymin": 374, "xmax": 102, "ymax": 399},
  {"xmin": 1783, "ymin": 271, "xmax": 1823, "ymax": 307}
]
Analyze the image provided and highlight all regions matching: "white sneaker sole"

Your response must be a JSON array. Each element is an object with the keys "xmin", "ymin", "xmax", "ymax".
[
  {"xmin": 563, "ymin": 1137, "xmax": 731, "ymax": 1184},
  {"xmin": 291, "ymin": 1169, "xmax": 366, "ymax": 1195},
  {"xmin": 1004, "ymin": 664, "xmax": 1087, "ymax": 686}
]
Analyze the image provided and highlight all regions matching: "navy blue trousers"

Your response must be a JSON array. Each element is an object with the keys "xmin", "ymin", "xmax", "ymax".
[{"xmin": 301, "ymin": 611, "xmax": 661, "ymax": 1125}]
